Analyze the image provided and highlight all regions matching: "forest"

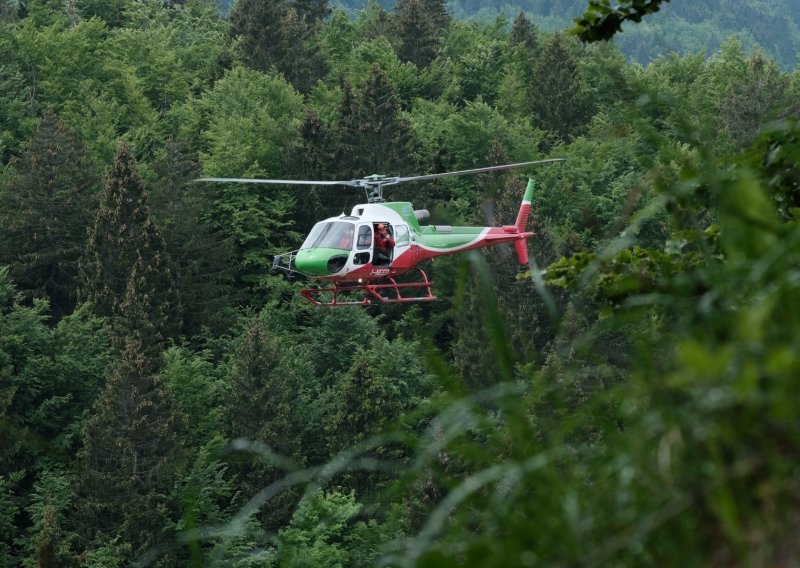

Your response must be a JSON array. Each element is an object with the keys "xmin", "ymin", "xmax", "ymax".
[
  {"xmin": 1, "ymin": 0, "xmax": 799, "ymax": 565},
  {"xmin": 322, "ymin": 0, "xmax": 800, "ymax": 71}
]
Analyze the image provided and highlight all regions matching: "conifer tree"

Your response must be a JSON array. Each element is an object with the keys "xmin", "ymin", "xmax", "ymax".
[
  {"xmin": 530, "ymin": 33, "xmax": 592, "ymax": 143},
  {"xmin": 356, "ymin": 0, "xmax": 392, "ymax": 40},
  {"xmin": 325, "ymin": 337, "xmax": 432, "ymax": 495},
  {"xmin": 150, "ymin": 138, "xmax": 237, "ymax": 338},
  {"xmin": 78, "ymin": 262, "xmax": 186, "ymax": 557},
  {"xmin": 294, "ymin": 108, "xmax": 339, "ymax": 225},
  {"xmin": 227, "ymin": 320, "xmax": 296, "ymax": 451},
  {"xmin": 229, "ymin": 0, "xmax": 289, "ymax": 72},
  {"xmin": 335, "ymin": 66, "xmax": 416, "ymax": 178},
  {"xmin": 0, "ymin": 109, "xmax": 99, "ymax": 321},
  {"xmin": 112, "ymin": 254, "xmax": 168, "ymax": 358},
  {"xmin": 327, "ymin": 348, "xmax": 408, "ymax": 453},
  {"xmin": 79, "ymin": 143, "xmax": 178, "ymax": 338},
  {"xmin": 717, "ymin": 53, "xmax": 792, "ymax": 150},
  {"xmin": 292, "ymin": 0, "xmax": 329, "ymax": 25},
  {"xmin": 394, "ymin": 0, "xmax": 450, "ymax": 68},
  {"xmin": 450, "ymin": 266, "xmax": 501, "ymax": 390},
  {"xmin": 490, "ymin": 168, "xmax": 561, "ymax": 358},
  {"xmin": 229, "ymin": 0, "xmax": 326, "ymax": 93},
  {"xmin": 296, "ymin": 108, "xmax": 333, "ymax": 180},
  {"xmin": 510, "ymin": 10, "xmax": 538, "ymax": 51},
  {"xmin": 226, "ymin": 319, "xmax": 300, "ymax": 530},
  {"xmin": 331, "ymin": 81, "xmax": 359, "ymax": 178}
]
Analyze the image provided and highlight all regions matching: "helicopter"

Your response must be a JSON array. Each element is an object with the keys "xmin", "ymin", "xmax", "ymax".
[{"xmin": 197, "ymin": 159, "xmax": 564, "ymax": 306}]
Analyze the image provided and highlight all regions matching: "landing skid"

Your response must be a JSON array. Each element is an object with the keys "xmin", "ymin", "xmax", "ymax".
[{"xmin": 300, "ymin": 269, "xmax": 437, "ymax": 307}]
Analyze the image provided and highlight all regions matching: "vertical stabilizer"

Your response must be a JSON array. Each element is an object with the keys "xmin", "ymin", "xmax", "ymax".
[
  {"xmin": 515, "ymin": 178, "xmax": 535, "ymax": 231},
  {"xmin": 513, "ymin": 178, "xmax": 535, "ymax": 265}
]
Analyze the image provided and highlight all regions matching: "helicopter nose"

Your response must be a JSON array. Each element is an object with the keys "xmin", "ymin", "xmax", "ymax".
[{"xmin": 295, "ymin": 249, "xmax": 348, "ymax": 276}]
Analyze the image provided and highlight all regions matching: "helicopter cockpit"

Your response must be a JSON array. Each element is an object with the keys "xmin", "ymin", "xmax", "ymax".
[
  {"xmin": 294, "ymin": 220, "xmax": 367, "ymax": 277},
  {"xmin": 300, "ymin": 221, "xmax": 355, "ymax": 251}
]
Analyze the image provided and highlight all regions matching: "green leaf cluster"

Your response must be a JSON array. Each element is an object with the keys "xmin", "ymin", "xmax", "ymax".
[{"xmin": 570, "ymin": 0, "xmax": 671, "ymax": 43}]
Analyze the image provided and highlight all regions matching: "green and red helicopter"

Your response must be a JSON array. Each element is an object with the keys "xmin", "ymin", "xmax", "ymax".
[{"xmin": 198, "ymin": 159, "xmax": 563, "ymax": 306}]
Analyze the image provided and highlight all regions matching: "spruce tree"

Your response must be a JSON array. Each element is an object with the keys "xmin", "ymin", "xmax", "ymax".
[
  {"xmin": 331, "ymin": 81, "xmax": 359, "ymax": 178},
  {"xmin": 530, "ymin": 33, "xmax": 592, "ymax": 143},
  {"xmin": 394, "ymin": 0, "xmax": 450, "ymax": 69},
  {"xmin": 717, "ymin": 53, "xmax": 791, "ymax": 150},
  {"xmin": 0, "ymin": 109, "xmax": 99, "ymax": 321},
  {"xmin": 296, "ymin": 108, "xmax": 333, "ymax": 180},
  {"xmin": 229, "ymin": 0, "xmax": 289, "ymax": 72},
  {"xmin": 450, "ymin": 266, "xmax": 502, "ymax": 390},
  {"xmin": 510, "ymin": 10, "xmax": 538, "ymax": 51},
  {"xmin": 335, "ymin": 66, "xmax": 416, "ymax": 178},
  {"xmin": 229, "ymin": 0, "xmax": 326, "ymax": 93},
  {"xmin": 226, "ymin": 319, "xmax": 300, "ymax": 530},
  {"xmin": 291, "ymin": 0, "xmax": 329, "ymax": 25},
  {"xmin": 325, "ymin": 351, "xmax": 396, "ymax": 494},
  {"xmin": 150, "ymin": 138, "xmax": 237, "ymax": 338},
  {"xmin": 293, "ymin": 108, "xmax": 339, "ymax": 225},
  {"xmin": 227, "ymin": 321, "xmax": 296, "ymax": 450},
  {"xmin": 357, "ymin": 0, "xmax": 391, "ymax": 40},
  {"xmin": 78, "ymin": 262, "xmax": 186, "ymax": 557},
  {"xmin": 112, "ymin": 254, "xmax": 168, "ymax": 358},
  {"xmin": 490, "ymin": 168, "xmax": 560, "ymax": 359},
  {"xmin": 79, "ymin": 143, "xmax": 178, "ymax": 339}
]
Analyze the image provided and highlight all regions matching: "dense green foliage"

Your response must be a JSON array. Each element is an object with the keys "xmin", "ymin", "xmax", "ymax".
[
  {"xmin": 325, "ymin": 0, "xmax": 800, "ymax": 71},
  {"xmin": 1, "ymin": 0, "xmax": 799, "ymax": 565},
  {"xmin": 571, "ymin": 0, "xmax": 670, "ymax": 42}
]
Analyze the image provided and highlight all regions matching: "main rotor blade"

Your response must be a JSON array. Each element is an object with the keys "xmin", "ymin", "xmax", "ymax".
[
  {"xmin": 195, "ymin": 177, "xmax": 359, "ymax": 187},
  {"xmin": 389, "ymin": 158, "xmax": 566, "ymax": 185}
]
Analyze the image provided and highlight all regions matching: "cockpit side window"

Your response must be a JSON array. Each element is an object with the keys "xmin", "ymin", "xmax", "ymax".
[
  {"xmin": 356, "ymin": 225, "xmax": 373, "ymax": 249},
  {"xmin": 301, "ymin": 221, "xmax": 355, "ymax": 250}
]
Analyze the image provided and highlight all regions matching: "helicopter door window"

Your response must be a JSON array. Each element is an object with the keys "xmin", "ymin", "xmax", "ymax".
[
  {"xmin": 356, "ymin": 225, "xmax": 372, "ymax": 249},
  {"xmin": 395, "ymin": 224, "xmax": 409, "ymax": 246},
  {"xmin": 353, "ymin": 225, "xmax": 372, "ymax": 265}
]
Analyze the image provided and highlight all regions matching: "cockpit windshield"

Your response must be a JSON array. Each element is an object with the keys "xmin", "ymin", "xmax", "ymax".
[{"xmin": 301, "ymin": 221, "xmax": 355, "ymax": 251}]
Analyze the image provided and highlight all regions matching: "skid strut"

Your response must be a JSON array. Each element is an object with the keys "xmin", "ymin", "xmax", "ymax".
[{"xmin": 300, "ymin": 269, "xmax": 437, "ymax": 307}]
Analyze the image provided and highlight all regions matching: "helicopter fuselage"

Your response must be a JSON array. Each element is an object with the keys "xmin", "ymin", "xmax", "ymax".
[{"xmin": 290, "ymin": 200, "xmax": 533, "ymax": 283}]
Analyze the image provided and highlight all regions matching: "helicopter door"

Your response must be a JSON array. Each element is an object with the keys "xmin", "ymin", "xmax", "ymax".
[
  {"xmin": 353, "ymin": 224, "xmax": 372, "ymax": 265},
  {"xmin": 373, "ymin": 223, "xmax": 397, "ymax": 266}
]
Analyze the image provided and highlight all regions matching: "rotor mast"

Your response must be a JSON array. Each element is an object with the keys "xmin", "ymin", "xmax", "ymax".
[{"xmin": 356, "ymin": 175, "xmax": 397, "ymax": 203}]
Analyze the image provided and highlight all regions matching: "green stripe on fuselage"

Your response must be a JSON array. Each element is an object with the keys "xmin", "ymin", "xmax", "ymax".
[
  {"xmin": 296, "ymin": 247, "xmax": 346, "ymax": 276},
  {"xmin": 417, "ymin": 226, "xmax": 485, "ymax": 250}
]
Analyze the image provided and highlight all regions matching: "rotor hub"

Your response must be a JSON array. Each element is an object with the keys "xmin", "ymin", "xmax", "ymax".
[{"xmin": 353, "ymin": 175, "xmax": 398, "ymax": 203}]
